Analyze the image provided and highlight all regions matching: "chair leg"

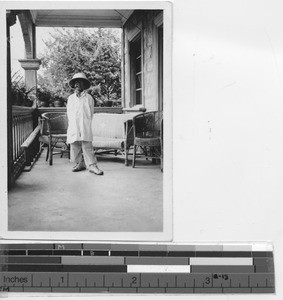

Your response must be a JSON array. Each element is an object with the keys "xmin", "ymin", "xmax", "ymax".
[
  {"xmin": 60, "ymin": 145, "xmax": 65, "ymax": 158},
  {"xmin": 125, "ymin": 145, "xmax": 129, "ymax": 166},
  {"xmin": 49, "ymin": 142, "xmax": 53, "ymax": 166},
  {"xmin": 132, "ymin": 145, "xmax": 136, "ymax": 168},
  {"xmin": 46, "ymin": 146, "xmax": 49, "ymax": 162}
]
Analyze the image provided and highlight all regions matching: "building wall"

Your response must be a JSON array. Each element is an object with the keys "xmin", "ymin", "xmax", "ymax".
[{"xmin": 123, "ymin": 10, "xmax": 162, "ymax": 111}]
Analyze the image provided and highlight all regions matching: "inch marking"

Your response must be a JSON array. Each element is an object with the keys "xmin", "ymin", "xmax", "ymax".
[{"xmin": 0, "ymin": 242, "xmax": 275, "ymax": 294}]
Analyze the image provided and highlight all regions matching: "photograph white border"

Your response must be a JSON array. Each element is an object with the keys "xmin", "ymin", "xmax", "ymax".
[{"xmin": 0, "ymin": 1, "xmax": 173, "ymax": 242}]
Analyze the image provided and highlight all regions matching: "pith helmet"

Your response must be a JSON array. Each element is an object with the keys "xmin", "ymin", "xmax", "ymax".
[{"xmin": 69, "ymin": 72, "xmax": 91, "ymax": 89}]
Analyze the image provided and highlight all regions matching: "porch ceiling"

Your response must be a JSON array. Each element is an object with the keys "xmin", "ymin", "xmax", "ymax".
[{"xmin": 30, "ymin": 9, "xmax": 133, "ymax": 28}]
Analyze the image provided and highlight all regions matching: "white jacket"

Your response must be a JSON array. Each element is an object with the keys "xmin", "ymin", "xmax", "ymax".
[{"xmin": 66, "ymin": 91, "xmax": 94, "ymax": 144}]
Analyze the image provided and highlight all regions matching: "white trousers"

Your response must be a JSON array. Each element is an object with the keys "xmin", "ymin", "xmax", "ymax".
[{"xmin": 70, "ymin": 141, "xmax": 97, "ymax": 167}]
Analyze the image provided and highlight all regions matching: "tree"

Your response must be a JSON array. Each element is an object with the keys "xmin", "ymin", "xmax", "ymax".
[{"xmin": 38, "ymin": 28, "xmax": 121, "ymax": 105}]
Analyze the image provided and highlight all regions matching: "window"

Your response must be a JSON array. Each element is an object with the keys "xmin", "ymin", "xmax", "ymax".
[{"xmin": 130, "ymin": 34, "xmax": 142, "ymax": 106}]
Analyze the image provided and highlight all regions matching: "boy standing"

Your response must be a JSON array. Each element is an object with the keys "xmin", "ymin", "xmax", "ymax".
[{"xmin": 67, "ymin": 72, "xmax": 103, "ymax": 175}]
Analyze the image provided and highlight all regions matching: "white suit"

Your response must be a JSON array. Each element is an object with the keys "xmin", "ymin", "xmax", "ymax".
[
  {"xmin": 67, "ymin": 91, "xmax": 94, "ymax": 143},
  {"xmin": 67, "ymin": 91, "xmax": 97, "ymax": 166}
]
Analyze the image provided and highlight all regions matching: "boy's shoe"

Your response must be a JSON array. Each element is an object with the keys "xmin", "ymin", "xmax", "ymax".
[
  {"xmin": 72, "ymin": 161, "xmax": 86, "ymax": 172},
  {"xmin": 89, "ymin": 164, "xmax": 104, "ymax": 175}
]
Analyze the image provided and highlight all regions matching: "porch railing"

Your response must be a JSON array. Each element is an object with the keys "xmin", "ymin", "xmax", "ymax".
[
  {"xmin": 11, "ymin": 106, "xmax": 39, "ymax": 181},
  {"xmin": 9, "ymin": 105, "xmax": 144, "ymax": 187}
]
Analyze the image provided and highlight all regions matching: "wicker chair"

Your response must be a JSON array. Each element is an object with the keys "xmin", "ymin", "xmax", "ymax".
[
  {"xmin": 132, "ymin": 111, "xmax": 163, "ymax": 169},
  {"xmin": 40, "ymin": 112, "xmax": 69, "ymax": 165}
]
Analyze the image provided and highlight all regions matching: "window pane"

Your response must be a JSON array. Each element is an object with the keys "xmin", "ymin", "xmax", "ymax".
[
  {"xmin": 135, "ymin": 39, "xmax": 141, "ymax": 56},
  {"xmin": 136, "ymin": 56, "xmax": 141, "ymax": 72},
  {"xmin": 136, "ymin": 90, "xmax": 142, "ymax": 105},
  {"xmin": 130, "ymin": 34, "xmax": 142, "ymax": 106},
  {"xmin": 136, "ymin": 74, "xmax": 142, "ymax": 89}
]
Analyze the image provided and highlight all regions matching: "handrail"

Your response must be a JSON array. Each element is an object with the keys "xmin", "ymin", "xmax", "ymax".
[
  {"xmin": 21, "ymin": 125, "xmax": 41, "ymax": 148},
  {"xmin": 37, "ymin": 106, "xmax": 123, "ymax": 114},
  {"xmin": 12, "ymin": 106, "xmax": 35, "ymax": 116}
]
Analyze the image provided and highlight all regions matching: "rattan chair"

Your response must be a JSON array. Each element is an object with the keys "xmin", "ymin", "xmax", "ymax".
[
  {"xmin": 132, "ymin": 111, "xmax": 163, "ymax": 169},
  {"xmin": 40, "ymin": 112, "xmax": 69, "ymax": 165}
]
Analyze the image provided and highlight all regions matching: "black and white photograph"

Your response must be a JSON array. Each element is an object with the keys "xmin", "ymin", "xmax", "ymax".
[
  {"xmin": 2, "ymin": 0, "xmax": 283, "ymax": 298},
  {"xmin": 2, "ymin": 2, "xmax": 172, "ymax": 241}
]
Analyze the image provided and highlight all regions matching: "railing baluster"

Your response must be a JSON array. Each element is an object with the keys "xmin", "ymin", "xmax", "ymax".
[
  {"xmin": 17, "ymin": 116, "xmax": 20, "ymax": 159},
  {"xmin": 12, "ymin": 119, "xmax": 15, "ymax": 162},
  {"xmin": 15, "ymin": 116, "xmax": 19, "ymax": 162},
  {"xmin": 13, "ymin": 116, "xmax": 16, "ymax": 162}
]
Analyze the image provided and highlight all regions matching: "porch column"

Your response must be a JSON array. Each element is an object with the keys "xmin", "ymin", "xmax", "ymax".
[
  {"xmin": 18, "ymin": 10, "xmax": 41, "ymax": 107},
  {"xmin": 18, "ymin": 59, "xmax": 41, "ymax": 107},
  {"xmin": 7, "ymin": 10, "xmax": 18, "ymax": 189}
]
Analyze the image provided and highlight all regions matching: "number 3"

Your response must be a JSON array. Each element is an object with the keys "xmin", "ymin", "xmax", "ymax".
[{"xmin": 205, "ymin": 277, "xmax": 211, "ymax": 284}]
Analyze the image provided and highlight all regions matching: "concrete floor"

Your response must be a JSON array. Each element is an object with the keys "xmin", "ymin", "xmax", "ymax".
[{"xmin": 8, "ymin": 149, "xmax": 163, "ymax": 232}]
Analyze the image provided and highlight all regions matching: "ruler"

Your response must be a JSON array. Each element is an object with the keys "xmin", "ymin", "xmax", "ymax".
[{"xmin": 0, "ymin": 243, "xmax": 275, "ymax": 294}]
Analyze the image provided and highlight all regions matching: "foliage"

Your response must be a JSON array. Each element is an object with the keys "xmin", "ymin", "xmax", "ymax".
[
  {"xmin": 38, "ymin": 28, "xmax": 121, "ymax": 106},
  {"xmin": 10, "ymin": 71, "xmax": 34, "ymax": 107},
  {"xmin": 37, "ymin": 84, "xmax": 66, "ymax": 107},
  {"xmin": 37, "ymin": 85, "xmax": 53, "ymax": 102}
]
